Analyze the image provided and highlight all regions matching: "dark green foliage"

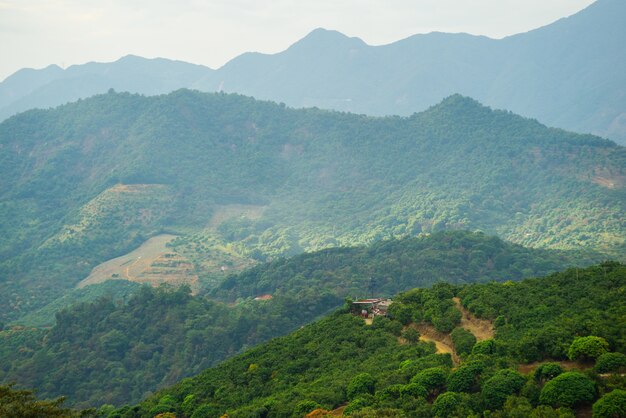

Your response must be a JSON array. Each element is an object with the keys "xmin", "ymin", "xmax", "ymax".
[
  {"xmin": 432, "ymin": 392, "xmax": 467, "ymax": 417},
  {"xmin": 0, "ymin": 285, "xmax": 340, "ymax": 408},
  {"xmin": 214, "ymin": 231, "xmax": 588, "ymax": 305},
  {"xmin": 472, "ymin": 339, "xmax": 496, "ymax": 356},
  {"xmin": 293, "ymin": 400, "xmax": 322, "ymax": 416},
  {"xmin": 401, "ymin": 328, "xmax": 420, "ymax": 344},
  {"xmin": 410, "ymin": 367, "xmax": 449, "ymax": 397},
  {"xmin": 458, "ymin": 262, "xmax": 626, "ymax": 362},
  {"xmin": 592, "ymin": 389, "xmax": 626, "ymax": 418},
  {"xmin": 450, "ymin": 328, "xmax": 477, "ymax": 357},
  {"xmin": 595, "ymin": 353, "xmax": 626, "ymax": 374},
  {"xmin": 101, "ymin": 264, "xmax": 623, "ymax": 417},
  {"xmin": 132, "ymin": 313, "xmax": 438, "ymax": 417},
  {"xmin": 481, "ymin": 369, "xmax": 527, "ymax": 410},
  {"xmin": 347, "ymin": 374, "xmax": 376, "ymax": 400},
  {"xmin": 568, "ymin": 336, "xmax": 610, "ymax": 361},
  {"xmin": 534, "ymin": 363, "xmax": 564, "ymax": 383},
  {"xmin": 539, "ymin": 372, "xmax": 596, "ymax": 408},
  {"xmin": 446, "ymin": 361, "xmax": 485, "ymax": 393}
]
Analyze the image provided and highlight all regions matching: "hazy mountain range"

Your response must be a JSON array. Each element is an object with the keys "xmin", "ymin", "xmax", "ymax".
[{"xmin": 1, "ymin": 0, "xmax": 624, "ymax": 144}]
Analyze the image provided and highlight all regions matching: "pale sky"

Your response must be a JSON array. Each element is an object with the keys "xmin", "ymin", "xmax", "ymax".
[{"xmin": 0, "ymin": 0, "xmax": 596, "ymax": 81}]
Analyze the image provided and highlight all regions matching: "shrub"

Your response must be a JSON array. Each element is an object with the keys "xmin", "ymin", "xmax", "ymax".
[{"xmin": 293, "ymin": 400, "xmax": 322, "ymax": 416}]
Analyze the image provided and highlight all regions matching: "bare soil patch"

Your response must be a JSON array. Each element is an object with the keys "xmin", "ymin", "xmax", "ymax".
[
  {"xmin": 77, "ymin": 234, "xmax": 199, "ymax": 292},
  {"xmin": 453, "ymin": 297, "xmax": 494, "ymax": 341}
]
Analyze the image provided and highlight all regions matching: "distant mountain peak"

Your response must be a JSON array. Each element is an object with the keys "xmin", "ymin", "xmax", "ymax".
[{"xmin": 288, "ymin": 28, "xmax": 367, "ymax": 51}]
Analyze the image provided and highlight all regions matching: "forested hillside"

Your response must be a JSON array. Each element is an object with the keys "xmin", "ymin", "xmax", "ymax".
[
  {"xmin": 0, "ymin": 90, "xmax": 623, "ymax": 322},
  {"xmin": 118, "ymin": 262, "xmax": 625, "ymax": 418},
  {"xmin": 1, "ymin": 231, "xmax": 588, "ymax": 407}
]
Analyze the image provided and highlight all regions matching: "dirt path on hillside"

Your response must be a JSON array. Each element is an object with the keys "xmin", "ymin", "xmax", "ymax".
[
  {"xmin": 453, "ymin": 297, "xmax": 494, "ymax": 341},
  {"xmin": 395, "ymin": 298, "xmax": 493, "ymax": 365},
  {"xmin": 414, "ymin": 323, "xmax": 460, "ymax": 365}
]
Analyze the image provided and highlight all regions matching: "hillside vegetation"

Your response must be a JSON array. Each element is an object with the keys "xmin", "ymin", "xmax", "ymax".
[
  {"xmin": 119, "ymin": 262, "xmax": 626, "ymax": 418},
  {"xmin": 0, "ymin": 231, "xmax": 588, "ymax": 407},
  {"xmin": 0, "ymin": 90, "xmax": 623, "ymax": 321}
]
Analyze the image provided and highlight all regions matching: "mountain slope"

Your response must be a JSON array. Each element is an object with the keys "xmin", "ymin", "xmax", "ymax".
[
  {"xmin": 0, "ymin": 231, "xmax": 588, "ymax": 407},
  {"xmin": 1, "ymin": 0, "xmax": 624, "ymax": 143},
  {"xmin": 0, "ymin": 55, "xmax": 212, "ymax": 121},
  {"xmin": 127, "ymin": 262, "xmax": 626, "ymax": 418},
  {"xmin": 0, "ymin": 90, "xmax": 623, "ymax": 321}
]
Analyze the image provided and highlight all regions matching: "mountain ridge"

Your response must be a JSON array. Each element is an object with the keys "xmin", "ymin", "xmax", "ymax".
[{"xmin": 1, "ymin": 0, "xmax": 624, "ymax": 143}]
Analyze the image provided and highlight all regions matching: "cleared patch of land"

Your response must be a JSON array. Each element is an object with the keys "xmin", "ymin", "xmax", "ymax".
[
  {"xmin": 453, "ymin": 297, "xmax": 495, "ymax": 341},
  {"xmin": 77, "ymin": 234, "xmax": 199, "ymax": 292},
  {"xmin": 208, "ymin": 204, "xmax": 267, "ymax": 228},
  {"xmin": 414, "ymin": 323, "xmax": 460, "ymax": 365}
]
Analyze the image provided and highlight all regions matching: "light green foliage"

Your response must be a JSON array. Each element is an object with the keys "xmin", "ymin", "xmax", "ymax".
[
  {"xmin": 592, "ymin": 389, "xmax": 626, "ymax": 418},
  {"xmin": 539, "ymin": 372, "xmax": 596, "ymax": 408},
  {"xmin": 481, "ymin": 369, "xmax": 527, "ymax": 410},
  {"xmin": 568, "ymin": 336, "xmax": 610, "ymax": 361},
  {"xmin": 595, "ymin": 352, "xmax": 626, "ymax": 374}
]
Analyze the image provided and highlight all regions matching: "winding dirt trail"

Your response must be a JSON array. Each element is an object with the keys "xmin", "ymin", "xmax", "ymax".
[{"xmin": 399, "ymin": 297, "xmax": 494, "ymax": 365}]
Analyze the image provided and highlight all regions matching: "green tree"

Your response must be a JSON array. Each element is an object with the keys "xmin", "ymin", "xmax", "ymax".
[
  {"xmin": 481, "ymin": 369, "xmax": 526, "ymax": 410},
  {"xmin": 594, "ymin": 352, "xmax": 626, "ymax": 374},
  {"xmin": 567, "ymin": 336, "xmax": 609, "ymax": 361},
  {"xmin": 534, "ymin": 363, "xmax": 564, "ymax": 383},
  {"xmin": 432, "ymin": 392, "xmax": 466, "ymax": 417},
  {"xmin": 539, "ymin": 372, "xmax": 596, "ymax": 408},
  {"xmin": 410, "ymin": 367, "xmax": 449, "ymax": 397},
  {"xmin": 401, "ymin": 327, "xmax": 420, "ymax": 344},
  {"xmin": 592, "ymin": 389, "xmax": 626, "ymax": 418},
  {"xmin": 450, "ymin": 328, "xmax": 476, "ymax": 356},
  {"xmin": 347, "ymin": 373, "xmax": 376, "ymax": 400}
]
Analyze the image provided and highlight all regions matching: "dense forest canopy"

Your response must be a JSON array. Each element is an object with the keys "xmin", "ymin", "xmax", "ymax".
[
  {"xmin": 1, "ymin": 231, "xmax": 592, "ymax": 408},
  {"xmin": 0, "ymin": 89, "xmax": 623, "ymax": 323},
  {"xmin": 115, "ymin": 262, "xmax": 625, "ymax": 418}
]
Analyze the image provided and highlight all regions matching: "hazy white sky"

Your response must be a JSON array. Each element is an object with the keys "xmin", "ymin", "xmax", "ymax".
[{"xmin": 0, "ymin": 0, "xmax": 596, "ymax": 81}]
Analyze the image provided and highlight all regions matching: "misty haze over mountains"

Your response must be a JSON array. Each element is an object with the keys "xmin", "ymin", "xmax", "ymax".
[{"xmin": 1, "ymin": 0, "xmax": 624, "ymax": 144}]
